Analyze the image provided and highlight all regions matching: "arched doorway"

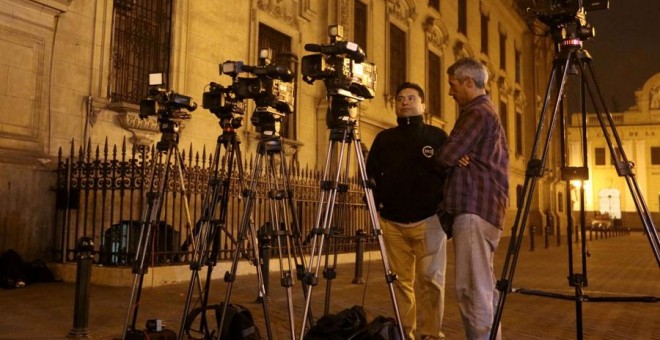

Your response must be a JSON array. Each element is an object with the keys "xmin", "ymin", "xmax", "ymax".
[{"xmin": 598, "ymin": 188, "xmax": 621, "ymax": 219}]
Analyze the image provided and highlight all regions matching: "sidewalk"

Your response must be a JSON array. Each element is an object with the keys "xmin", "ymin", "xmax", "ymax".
[{"xmin": 1, "ymin": 233, "xmax": 658, "ymax": 339}]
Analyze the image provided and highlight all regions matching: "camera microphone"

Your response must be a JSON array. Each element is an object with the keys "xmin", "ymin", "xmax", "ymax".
[{"xmin": 305, "ymin": 41, "xmax": 366, "ymax": 63}]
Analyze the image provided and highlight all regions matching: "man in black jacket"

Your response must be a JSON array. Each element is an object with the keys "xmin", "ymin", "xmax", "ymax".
[{"xmin": 366, "ymin": 82, "xmax": 448, "ymax": 340}]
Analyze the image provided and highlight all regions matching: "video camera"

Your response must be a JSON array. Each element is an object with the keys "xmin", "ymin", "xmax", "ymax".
[
  {"xmin": 221, "ymin": 49, "xmax": 295, "ymax": 116},
  {"xmin": 219, "ymin": 49, "xmax": 296, "ymax": 134},
  {"xmin": 301, "ymin": 25, "xmax": 377, "ymax": 100},
  {"xmin": 517, "ymin": 0, "xmax": 609, "ymax": 26},
  {"xmin": 521, "ymin": 0, "xmax": 608, "ymax": 18},
  {"xmin": 202, "ymin": 82, "xmax": 246, "ymax": 119},
  {"xmin": 139, "ymin": 73, "xmax": 197, "ymax": 120}
]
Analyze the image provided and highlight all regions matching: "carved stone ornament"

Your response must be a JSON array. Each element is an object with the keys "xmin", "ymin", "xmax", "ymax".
[
  {"xmin": 87, "ymin": 96, "xmax": 109, "ymax": 126},
  {"xmin": 423, "ymin": 17, "xmax": 448, "ymax": 50},
  {"xmin": 498, "ymin": 75, "xmax": 512, "ymax": 97},
  {"xmin": 257, "ymin": 0, "xmax": 298, "ymax": 27},
  {"xmin": 387, "ymin": 0, "xmax": 417, "ymax": 23},
  {"xmin": 453, "ymin": 41, "xmax": 471, "ymax": 60},
  {"xmin": 117, "ymin": 111, "xmax": 161, "ymax": 147},
  {"xmin": 514, "ymin": 88, "xmax": 527, "ymax": 110}
]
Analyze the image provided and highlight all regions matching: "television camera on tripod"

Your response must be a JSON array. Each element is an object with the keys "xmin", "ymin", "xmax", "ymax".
[
  {"xmin": 298, "ymin": 25, "xmax": 405, "ymax": 340},
  {"xmin": 491, "ymin": 1, "xmax": 660, "ymax": 339}
]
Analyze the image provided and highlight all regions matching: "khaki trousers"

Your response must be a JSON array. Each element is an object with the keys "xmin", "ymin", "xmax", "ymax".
[{"xmin": 381, "ymin": 215, "xmax": 447, "ymax": 340}]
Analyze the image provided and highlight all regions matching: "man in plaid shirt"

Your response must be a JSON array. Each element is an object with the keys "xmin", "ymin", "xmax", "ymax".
[{"xmin": 434, "ymin": 57, "xmax": 509, "ymax": 340}]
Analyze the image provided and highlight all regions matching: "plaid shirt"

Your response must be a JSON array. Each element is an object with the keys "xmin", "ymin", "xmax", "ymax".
[{"xmin": 435, "ymin": 95, "xmax": 509, "ymax": 228}]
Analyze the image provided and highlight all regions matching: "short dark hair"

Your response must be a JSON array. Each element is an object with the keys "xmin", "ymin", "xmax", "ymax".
[{"xmin": 396, "ymin": 82, "xmax": 425, "ymax": 103}]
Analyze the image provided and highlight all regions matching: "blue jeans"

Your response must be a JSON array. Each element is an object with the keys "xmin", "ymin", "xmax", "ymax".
[
  {"xmin": 381, "ymin": 215, "xmax": 447, "ymax": 340},
  {"xmin": 453, "ymin": 213, "xmax": 502, "ymax": 340}
]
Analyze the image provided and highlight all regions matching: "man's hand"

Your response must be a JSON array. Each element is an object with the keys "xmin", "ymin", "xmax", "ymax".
[{"xmin": 457, "ymin": 155, "xmax": 470, "ymax": 167}]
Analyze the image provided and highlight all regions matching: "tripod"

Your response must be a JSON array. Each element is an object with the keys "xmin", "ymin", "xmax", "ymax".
[
  {"xmin": 299, "ymin": 95, "xmax": 405, "ymax": 339},
  {"xmin": 122, "ymin": 117, "xmax": 195, "ymax": 339},
  {"xmin": 490, "ymin": 33, "xmax": 660, "ymax": 340},
  {"xmin": 217, "ymin": 110, "xmax": 308, "ymax": 340},
  {"xmin": 178, "ymin": 114, "xmax": 252, "ymax": 340}
]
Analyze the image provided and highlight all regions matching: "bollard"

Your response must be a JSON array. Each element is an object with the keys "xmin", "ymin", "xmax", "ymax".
[
  {"xmin": 68, "ymin": 237, "xmax": 94, "ymax": 338},
  {"xmin": 544, "ymin": 225, "xmax": 550, "ymax": 249},
  {"xmin": 257, "ymin": 223, "xmax": 272, "ymax": 301},
  {"xmin": 556, "ymin": 222, "xmax": 561, "ymax": 247},
  {"xmin": 352, "ymin": 229, "xmax": 367, "ymax": 284},
  {"xmin": 529, "ymin": 225, "xmax": 536, "ymax": 251}
]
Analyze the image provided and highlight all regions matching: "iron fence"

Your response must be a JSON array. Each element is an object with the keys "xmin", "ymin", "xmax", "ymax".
[{"xmin": 53, "ymin": 138, "xmax": 374, "ymax": 267}]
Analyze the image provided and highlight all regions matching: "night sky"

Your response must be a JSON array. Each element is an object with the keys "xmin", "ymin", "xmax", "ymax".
[{"xmin": 582, "ymin": 0, "xmax": 660, "ymax": 111}]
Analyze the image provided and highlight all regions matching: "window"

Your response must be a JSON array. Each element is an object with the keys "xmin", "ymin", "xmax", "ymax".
[
  {"xmin": 595, "ymin": 147, "xmax": 606, "ymax": 165},
  {"xmin": 458, "ymin": 0, "xmax": 467, "ymax": 35},
  {"xmin": 499, "ymin": 101, "xmax": 508, "ymax": 140},
  {"xmin": 354, "ymin": 0, "xmax": 368, "ymax": 52},
  {"xmin": 429, "ymin": 0, "xmax": 440, "ymax": 11},
  {"xmin": 652, "ymin": 147, "xmax": 660, "ymax": 165},
  {"xmin": 558, "ymin": 192, "xmax": 563, "ymax": 212},
  {"xmin": 516, "ymin": 184, "xmax": 523, "ymax": 208},
  {"xmin": 427, "ymin": 51, "xmax": 442, "ymax": 118},
  {"xmin": 515, "ymin": 112, "xmax": 523, "ymax": 156},
  {"xmin": 515, "ymin": 48, "xmax": 521, "ymax": 83},
  {"xmin": 110, "ymin": 0, "xmax": 173, "ymax": 104},
  {"xmin": 481, "ymin": 13, "xmax": 489, "ymax": 55},
  {"xmin": 499, "ymin": 31, "xmax": 507, "ymax": 70},
  {"xmin": 389, "ymin": 24, "xmax": 407, "ymax": 96},
  {"xmin": 258, "ymin": 24, "xmax": 297, "ymax": 139}
]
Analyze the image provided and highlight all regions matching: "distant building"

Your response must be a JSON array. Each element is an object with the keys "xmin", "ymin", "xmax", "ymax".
[{"xmin": 567, "ymin": 72, "xmax": 660, "ymax": 230}]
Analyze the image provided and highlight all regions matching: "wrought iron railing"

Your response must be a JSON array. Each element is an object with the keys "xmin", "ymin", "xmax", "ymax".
[{"xmin": 53, "ymin": 138, "xmax": 373, "ymax": 266}]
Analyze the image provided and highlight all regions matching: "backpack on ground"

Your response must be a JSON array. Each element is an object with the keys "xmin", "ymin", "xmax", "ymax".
[
  {"xmin": 359, "ymin": 315, "xmax": 403, "ymax": 340},
  {"xmin": 303, "ymin": 305, "xmax": 369, "ymax": 340},
  {"xmin": 184, "ymin": 303, "xmax": 260, "ymax": 340},
  {"xmin": 0, "ymin": 249, "xmax": 28, "ymax": 289}
]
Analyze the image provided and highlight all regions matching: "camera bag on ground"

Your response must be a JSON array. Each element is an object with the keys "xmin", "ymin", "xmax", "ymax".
[
  {"xmin": 183, "ymin": 303, "xmax": 260, "ymax": 340},
  {"xmin": 356, "ymin": 315, "xmax": 402, "ymax": 340},
  {"xmin": 303, "ymin": 305, "xmax": 369, "ymax": 340},
  {"xmin": 0, "ymin": 249, "xmax": 27, "ymax": 289}
]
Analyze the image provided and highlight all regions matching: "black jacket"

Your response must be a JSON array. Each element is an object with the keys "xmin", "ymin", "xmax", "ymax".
[{"xmin": 366, "ymin": 115, "xmax": 448, "ymax": 223}]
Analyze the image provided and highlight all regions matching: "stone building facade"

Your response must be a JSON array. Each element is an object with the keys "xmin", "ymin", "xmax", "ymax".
[{"xmin": 1, "ymin": 0, "xmax": 565, "ymax": 260}]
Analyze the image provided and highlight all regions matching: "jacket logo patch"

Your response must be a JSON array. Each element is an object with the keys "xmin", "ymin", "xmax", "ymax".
[{"xmin": 422, "ymin": 146, "xmax": 434, "ymax": 158}]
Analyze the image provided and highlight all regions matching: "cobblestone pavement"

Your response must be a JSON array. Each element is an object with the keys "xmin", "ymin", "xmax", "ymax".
[{"xmin": 1, "ymin": 232, "xmax": 658, "ymax": 339}]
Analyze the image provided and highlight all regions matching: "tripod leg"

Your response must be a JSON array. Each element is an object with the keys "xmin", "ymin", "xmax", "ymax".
[
  {"xmin": 217, "ymin": 145, "xmax": 273, "ymax": 340},
  {"xmin": 352, "ymin": 131, "xmax": 406, "ymax": 340},
  {"xmin": 300, "ymin": 132, "xmax": 350, "ymax": 338},
  {"xmin": 122, "ymin": 146, "xmax": 175, "ymax": 339},
  {"xmin": 579, "ymin": 60, "xmax": 660, "ymax": 265},
  {"xmin": 489, "ymin": 53, "xmax": 574, "ymax": 340},
  {"xmin": 263, "ymin": 148, "xmax": 299, "ymax": 339},
  {"xmin": 322, "ymin": 141, "xmax": 351, "ymax": 315},
  {"xmin": 179, "ymin": 135, "xmax": 243, "ymax": 339}
]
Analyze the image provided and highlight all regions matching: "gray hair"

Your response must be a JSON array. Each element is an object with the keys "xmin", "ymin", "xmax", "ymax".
[{"xmin": 447, "ymin": 57, "xmax": 489, "ymax": 89}]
